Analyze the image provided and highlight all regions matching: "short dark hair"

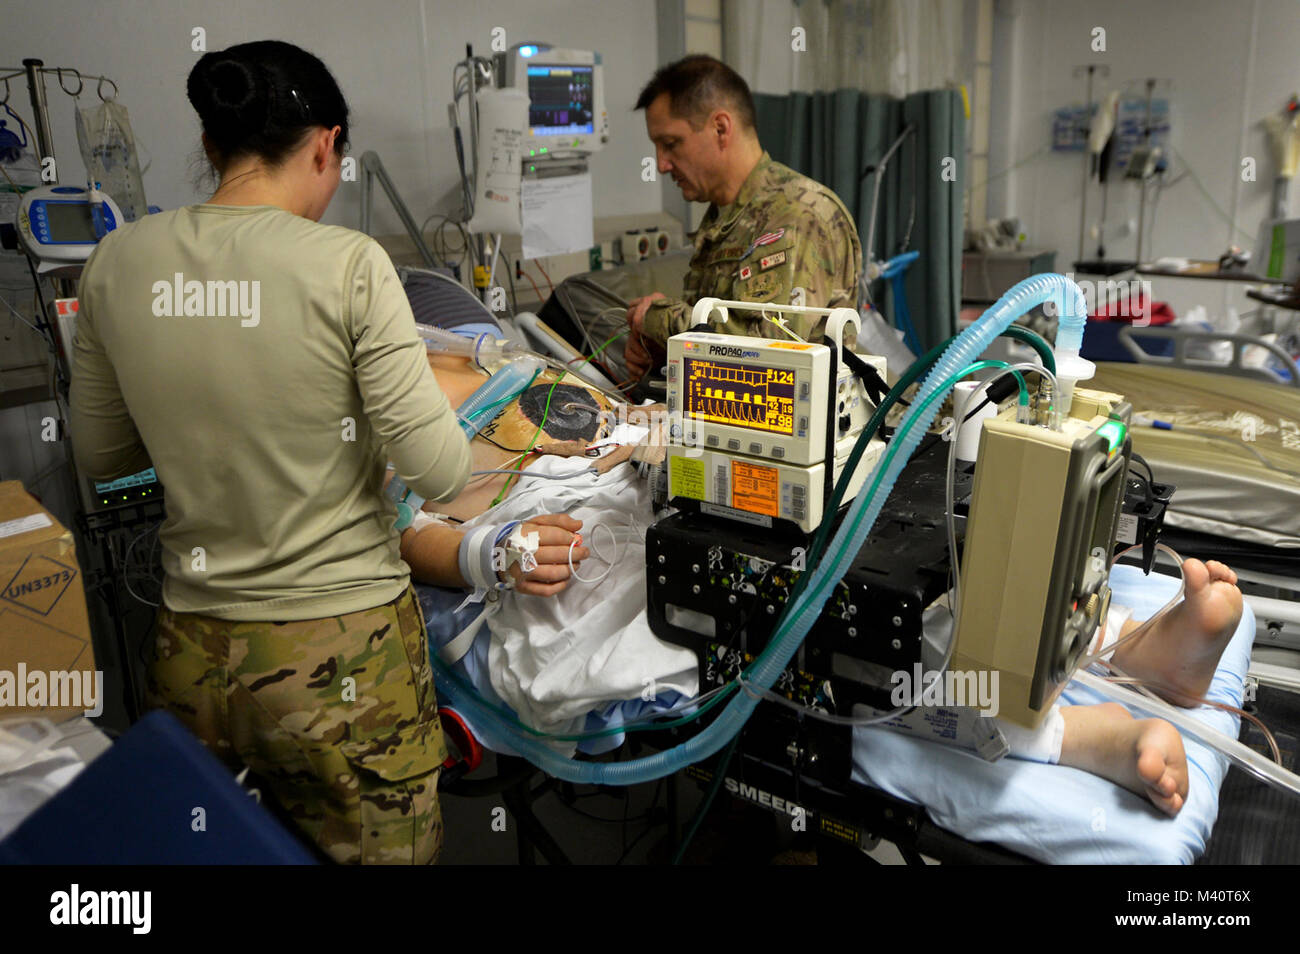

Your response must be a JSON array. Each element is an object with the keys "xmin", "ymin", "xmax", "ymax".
[
  {"xmin": 187, "ymin": 40, "xmax": 350, "ymax": 172},
  {"xmin": 635, "ymin": 54, "xmax": 756, "ymax": 131}
]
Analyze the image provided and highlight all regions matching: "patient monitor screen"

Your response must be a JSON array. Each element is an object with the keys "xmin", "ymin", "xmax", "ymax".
[
  {"xmin": 43, "ymin": 201, "xmax": 97, "ymax": 243},
  {"xmin": 683, "ymin": 357, "xmax": 796, "ymax": 435},
  {"xmin": 527, "ymin": 65, "xmax": 595, "ymax": 136}
]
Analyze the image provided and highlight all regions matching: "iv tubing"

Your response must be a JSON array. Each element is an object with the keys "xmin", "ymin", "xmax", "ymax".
[{"xmin": 1073, "ymin": 668, "xmax": 1300, "ymax": 799}]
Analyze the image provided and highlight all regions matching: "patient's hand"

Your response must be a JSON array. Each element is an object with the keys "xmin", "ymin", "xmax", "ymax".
[{"xmin": 509, "ymin": 513, "xmax": 591, "ymax": 597}]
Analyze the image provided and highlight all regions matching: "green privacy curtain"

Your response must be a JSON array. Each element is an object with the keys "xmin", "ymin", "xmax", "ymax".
[{"xmin": 754, "ymin": 88, "xmax": 965, "ymax": 351}]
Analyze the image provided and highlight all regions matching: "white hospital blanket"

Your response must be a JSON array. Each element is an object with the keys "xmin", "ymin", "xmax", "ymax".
[{"xmin": 457, "ymin": 455, "xmax": 698, "ymax": 741}]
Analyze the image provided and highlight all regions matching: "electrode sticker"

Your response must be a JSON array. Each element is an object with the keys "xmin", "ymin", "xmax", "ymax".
[
  {"xmin": 670, "ymin": 456, "xmax": 706, "ymax": 500},
  {"xmin": 732, "ymin": 460, "xmax": 779, "ymax": 517}
]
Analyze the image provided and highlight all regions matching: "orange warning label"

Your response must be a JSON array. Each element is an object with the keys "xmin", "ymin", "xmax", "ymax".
[{"xmin": 731, "ymin": 461, "xmax": 779, "ymax": 516}]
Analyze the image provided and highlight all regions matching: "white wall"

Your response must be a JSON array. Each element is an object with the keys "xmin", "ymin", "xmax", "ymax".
[
  {"xmin": 993, "ymin": 0, "xmax": 1300, "ymax": 321},
  {"xmin": 0, "ymin": 0, "xmax": 662, "ymax": 235}
]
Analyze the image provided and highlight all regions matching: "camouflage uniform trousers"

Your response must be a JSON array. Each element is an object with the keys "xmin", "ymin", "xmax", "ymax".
[{"xmin": 145, "ymin": 585, "xmax": 448, "ymax": 864}]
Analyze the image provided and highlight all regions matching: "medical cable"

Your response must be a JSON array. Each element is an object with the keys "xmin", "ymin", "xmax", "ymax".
[
  {"xmin": 519, "ymin": 268, "xmax": 545, "ymax": 303},
  {"xmin": 1132, "ymin": 417, "xmax": 1300, "ymax": 483},
  {"xmin": 1129, "ymin": 452, "xmax": 1155, "ymax": 485},
  {"xmin": 0, "ymin": 290, "xmax": 47, "ymax": 340},
  {"xmin": 1098, "ymin": 658, "xmax": 1283, "ymax": 765},
  {"xmin": 471, "ymin": 467, "xmax": 597, "ymax": 480},
  {"xmin": 492, "ymin": 376, "xmax": 561, "ymax": 505},
  {"xmin": 534, "ymin": 260, "xmax": 555, "ymax": 295},
  {"xmin": 490, "ymin": 330, "xmax": 632, "ymax": 504},
  {"xmin": 1075, "ymin": 667, "xmax": 1300, "ymax": 800},
  {"xmin": 1079, "ymin": 544, "xmax": 1186, "ymax": 668},
  {"xmin": 671, "ymin": 731, "xmax": 741, "ymax": 865},
  {"xmin": 1096, "ymin": 545, "xmax": 1286, "ymax": 765},
  {"xmin": 567, "ymin": 521, "xmax": 621, "ymax": 584}
]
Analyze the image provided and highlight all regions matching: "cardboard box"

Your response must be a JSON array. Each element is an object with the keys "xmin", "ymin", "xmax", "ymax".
[{"xmin": 0, "ymin": 481, "xmax": 98, "ymax": 722}]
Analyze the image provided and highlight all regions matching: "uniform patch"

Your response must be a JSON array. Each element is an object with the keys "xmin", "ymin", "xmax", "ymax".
[
  {"xmin": 747, "ymin": 272, "xmax": 780, "ymax": 301},
  {"xmin": 739, "ymin": 265, "xmax": 753, "ymax": 280},
  {"xmin": 740, "ymin": 228, "xmax": 787, "ymax": 260},
  {"xmin": 759, "ymin": 250, "xmax": 786, "ymax": 271}
]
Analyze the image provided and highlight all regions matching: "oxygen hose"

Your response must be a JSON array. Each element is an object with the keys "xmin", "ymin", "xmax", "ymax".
[{"xmin": 433, "ymin": 273, "xmax": 1091, "ymax": 785}]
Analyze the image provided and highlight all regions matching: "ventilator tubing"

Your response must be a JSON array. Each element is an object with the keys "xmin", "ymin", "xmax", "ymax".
[
  {"xmin": 434, "ymin": 274, "xmax": 1092, "ymax": 785},
  {"xmin": 1073, "ymin": 670, "xmax": 1300, "ymax": 800},
  {"xmin": 416, "ymin": 322, "xmax": 528, "ymax": 368},
  {"xmin": 453, "ymin": 355, "xmax": 545, "ymax": 440}
]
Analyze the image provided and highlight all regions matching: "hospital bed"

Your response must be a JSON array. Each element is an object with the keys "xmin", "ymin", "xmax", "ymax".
[
  {"xmin": 416, "ymin": 542, "xmax": 1253, "ymax": 865},
  {"xmin": 1087, "ymin": 347, "xmax": 1300, "ymax": 672},
  {"xmin": 400, "ymin": 268, "xmax": 1282, "ymax": 865}
]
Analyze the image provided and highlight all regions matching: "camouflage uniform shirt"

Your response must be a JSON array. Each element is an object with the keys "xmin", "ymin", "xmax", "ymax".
[{"xmin": 642, "ymin": 152, "xmax": 862, "ymax": 344}]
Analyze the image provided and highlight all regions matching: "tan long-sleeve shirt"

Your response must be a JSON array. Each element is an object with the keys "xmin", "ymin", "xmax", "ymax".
[{"xmin": 70, "ymin": 204, "xmax": 471, "ymax": 621}]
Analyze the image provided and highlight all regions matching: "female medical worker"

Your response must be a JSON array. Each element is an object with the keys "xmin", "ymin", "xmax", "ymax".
[{"xmin": 68, "ymin": 40, "xmax": 585, "ymax": 864}]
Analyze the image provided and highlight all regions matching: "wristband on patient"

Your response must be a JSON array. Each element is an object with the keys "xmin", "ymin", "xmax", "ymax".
[
  {"xmin": 445, "ymin": 522, "xmax": 539, "ymax": 666},
  {"xmin": 458, "ymin": 521, "xmax": 519, "ymax": 602},
  {"xmin": 456, "ymin": 521, "xmax": 543, "ymax": 605}
]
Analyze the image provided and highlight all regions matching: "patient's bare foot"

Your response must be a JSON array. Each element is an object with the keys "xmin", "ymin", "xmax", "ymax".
[
  {"xmin": 1110, "ymin": 559, "xmax": 1242, "ymax": 705},
  {"xmin": 1060, "ymin": 703, "xmax": 1188, "ymax": 816}
]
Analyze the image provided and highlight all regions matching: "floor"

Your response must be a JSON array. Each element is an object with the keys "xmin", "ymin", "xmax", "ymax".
[
  {"xmin": 1198, "ymin": 683, "xmax": 1300, "ymax": 864},
  {"xmin": 437, "ymin": 749, "xmax": 926, "ymax": 865}
]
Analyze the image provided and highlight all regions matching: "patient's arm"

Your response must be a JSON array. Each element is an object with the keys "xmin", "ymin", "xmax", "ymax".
[
  {"xmin": 400, "ymin": 514, "xmax": 590, "ymax": 596},
  {"xmin": 396, "ymin": 351, "xmax": 614, "ymax": 592}
]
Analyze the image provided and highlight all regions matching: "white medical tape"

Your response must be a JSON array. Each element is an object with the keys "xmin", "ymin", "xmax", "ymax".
[
  {"xmin": 996, "ymin": 706, "xmax": 1066, "ymax": 765},
  {"xmin": 504, "ymin": 526, "xmax": 540, "ymax": 573},
  {"xmin": 1091, "ymin": 603, "xmax": 1134, "ymax": 662}
]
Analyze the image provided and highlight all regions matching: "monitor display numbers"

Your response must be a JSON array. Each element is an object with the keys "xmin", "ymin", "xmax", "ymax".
[
  {"xmin": 527, "ymin": 65, "xmax": 595, "ymax": 135},
  {"xmin": 683, "ymin": 357, "xmax": 796, "ymax": 435}
]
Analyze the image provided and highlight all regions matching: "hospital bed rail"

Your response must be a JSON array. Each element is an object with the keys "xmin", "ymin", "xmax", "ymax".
[{"xmin": 1118, "ymin": 325, "xmax": 1300, "ymax": 386}]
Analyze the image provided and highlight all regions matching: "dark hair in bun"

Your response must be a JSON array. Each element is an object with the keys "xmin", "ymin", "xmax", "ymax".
[{"xmin": 187, "ymin": 40, "xmax": 349, "ymax": 171}]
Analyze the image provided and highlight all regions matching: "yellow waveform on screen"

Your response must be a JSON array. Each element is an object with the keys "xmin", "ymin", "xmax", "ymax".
[{"xmin": 684, "ymin": 359, "xmax": 795, "ymax": 435}]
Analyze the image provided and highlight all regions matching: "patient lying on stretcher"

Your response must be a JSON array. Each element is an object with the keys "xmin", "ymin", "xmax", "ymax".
[{"xmin": 398, "ymin": 352, "xmax": 1245, "ymax": 817}]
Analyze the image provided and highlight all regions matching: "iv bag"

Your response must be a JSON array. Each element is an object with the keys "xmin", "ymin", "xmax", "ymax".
[
  {"xmin": 75, "ymin": 99, "xmax": 148, "ymax": 222},
  {"xmin": 466, "ymin": 88, "xmax": 528, "ymax": 235}
]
